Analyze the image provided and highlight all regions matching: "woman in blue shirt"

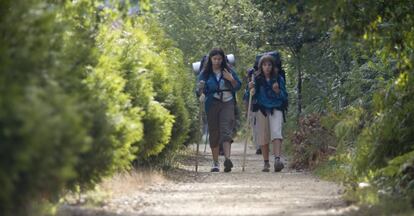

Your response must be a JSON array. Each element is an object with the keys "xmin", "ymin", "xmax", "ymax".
[
  {"xmin": 249, "ymin": 55, "xmax": 288, "ymax": 172},
  {"xmin": 197, "ymin": 48, "xmax": 241, "ymax": 172}
]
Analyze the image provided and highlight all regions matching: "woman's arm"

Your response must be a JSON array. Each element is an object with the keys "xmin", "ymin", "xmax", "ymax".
[
  {"xmin": 224, "ymin": 68, "xmax": 242, "ymax": 91},
  {"xmin": 197, "ymin": 72, "xmax": 207, "ymax": 95}
]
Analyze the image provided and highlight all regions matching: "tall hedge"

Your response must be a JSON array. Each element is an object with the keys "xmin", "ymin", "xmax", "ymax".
[
  {"xmin": 0, "ymin": 1, "xmax": 94, "ymax": 215},
  {"xmin": 0, "ymin": 1, "xmax": 197, "ymax": 215}
]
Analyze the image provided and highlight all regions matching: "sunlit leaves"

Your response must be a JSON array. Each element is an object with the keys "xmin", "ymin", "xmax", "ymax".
[{"xmin": 1, "ymin": 0, "xmax": 198, "ymax": 214}]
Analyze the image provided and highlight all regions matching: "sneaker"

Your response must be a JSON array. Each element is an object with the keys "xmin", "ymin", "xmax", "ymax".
[
  {"xmin": 262, "ymin": 162, "xmax": 270, "ymax": 172},
  {"xmin": 256, "ymin": 149, "xmax": 262, "ymax": 155},
  {"xmin": 274, "ymin": 158, "xmax": 284, "ymax": 172},
  {"xmin": 223, "ymin": 158, "xmax": 233, "ymax": 173},
  {"xmin": 211, "ymin": 161, "xmax": 220, "ymax": 172}
]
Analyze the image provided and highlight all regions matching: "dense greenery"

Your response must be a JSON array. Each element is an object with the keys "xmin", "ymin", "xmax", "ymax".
[
  {"xmin": 0, "ymin": 0, "xmax": 197, "ymax": 215},
  {"xmin": 287, "ymin": 0, "xmax": 414, "ymax": 213},
  {"xmin": 1, "ymin": 0, "xmax": 413, "ymax": 215}
]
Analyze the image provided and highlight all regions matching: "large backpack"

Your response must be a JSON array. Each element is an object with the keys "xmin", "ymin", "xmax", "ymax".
[
  {"xmin": 192, "ymin": 54, "xmax": 235, "ymax": 75},
  {"xmin": 250, "ymin": 51, "xmax": 285, "ymax": 81},
  {"xmin": 247, "ymin": 51, "xmax": 288, "ymax": 121}
]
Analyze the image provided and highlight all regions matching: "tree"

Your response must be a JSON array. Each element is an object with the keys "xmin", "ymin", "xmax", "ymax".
[{"xmin": 252, "ymin": 0, "xmax": 327, "ymax": 122}]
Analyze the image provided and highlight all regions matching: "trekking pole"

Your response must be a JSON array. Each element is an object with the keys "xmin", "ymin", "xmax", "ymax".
[
  {"xmin": 203, "ymin": 129, "xmax": 209, "ymax": 153},
  {"xmin": 196, "ymin": 81, "xmax": 205, "ymax": 173},
  {"xmin": 195, "ymin": 101, "xmax": 202, "ymax": 173},
  {"xmin": 242, "ymin": 73, "xmax": 255, "ymax": 172}
]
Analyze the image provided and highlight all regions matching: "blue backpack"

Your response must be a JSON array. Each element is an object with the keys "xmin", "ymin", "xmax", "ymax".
[
  {"xmin": 245, "ymin": 51, "xmax": 288, "ymax": 121},
  {"xmin": 249, "ymin": 51, "xmax": 285, "ymax": 81}
]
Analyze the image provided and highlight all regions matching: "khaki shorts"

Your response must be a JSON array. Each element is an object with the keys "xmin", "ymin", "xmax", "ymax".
[
  {"xmin": 250, "ymin": 111, "xmax": 259, "ymax": 148},
  {"xmin": 255, "ymin": 110, "xmax": 283, "ymax": 146},
  {"xmin": 207, "ymin": 99, "xmax": 235, "ymax": 148}
]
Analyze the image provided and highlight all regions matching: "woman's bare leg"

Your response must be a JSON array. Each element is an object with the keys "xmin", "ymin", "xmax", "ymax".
[
  {"xmin": 223, "ymin": 141, "xmax": 231, "ymax": 159},
  {"xmin": 212, "ymin": 146, "xmax": 219, "ymax": 161},
  {"xmin": 261, "ymin": 144, "xmax": 269, "ymax": 161},
  {"xmin": 272, "ymin": 139, "xmax": 284, "ymax": 172},
  {"xmin": 272, "ymin": 139, "xmax": 282, "ymax": 157}
]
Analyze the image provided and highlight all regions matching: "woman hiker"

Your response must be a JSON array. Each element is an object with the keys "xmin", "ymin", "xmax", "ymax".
[
  {"xmin": 197, "ymin": 48, "xmax": 241, "ymax": 172},
  {"xmin": 243, "ymin": 68, "xmax": 261, "ymax": 155},
  {"xmin": 249, "ymin": 55, "xmax": 288, "ymax": 172}
]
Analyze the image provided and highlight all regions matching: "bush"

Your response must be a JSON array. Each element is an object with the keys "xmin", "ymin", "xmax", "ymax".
[
  {"xmin": 0, "ymin": 1, "xmax": 196, "ymax": 214},
  {"xmin": 0, "ymin": 1, "xmax": 92, "ymax": 214},
  {"xmin": 119, "ymin": 17, "xmax": 198, "ymax": 165},
  {"xmin": 290, "ymin": 113, "xmax": 336, "ymax": 170}
]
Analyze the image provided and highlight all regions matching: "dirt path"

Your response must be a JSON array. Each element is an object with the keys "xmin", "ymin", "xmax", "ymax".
[{"xmin": 59, "ymin": 142, "xmax": 349, "ymax": 216}]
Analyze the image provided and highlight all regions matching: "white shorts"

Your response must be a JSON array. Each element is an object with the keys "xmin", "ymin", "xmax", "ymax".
[{"xmin": 255, "ymin": 110, "xmax": 283, "ymax": 146}]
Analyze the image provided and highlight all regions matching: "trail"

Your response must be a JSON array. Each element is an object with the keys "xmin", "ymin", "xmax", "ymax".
[{"xmin": 59, "ymin": 142, "xmax": 350, "ymax": 216}]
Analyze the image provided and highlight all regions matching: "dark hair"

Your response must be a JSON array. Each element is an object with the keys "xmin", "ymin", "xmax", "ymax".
[
  {"xmin": 257, "ymin": 55, "xmax": 278, "ymax": 79},
  {"xmin": 202, "ymin": 48, "xmax": 231, "ymax": 80}
]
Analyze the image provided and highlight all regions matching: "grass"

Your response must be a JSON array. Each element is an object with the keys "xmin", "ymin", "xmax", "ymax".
[
  {"xmin": 314, "ymin": 158, "xmax": 414, "ymax": 216},
  {"xmin": 313, "ymin": 158, "xmax": 349, "ymax": 183},
  {"xmin": 60, "ymin": 146, "xmax": 199, "ymax": 209},
  {"xmin": 61, "ymin": 169, "xmax": 168, "ymax": 208}
]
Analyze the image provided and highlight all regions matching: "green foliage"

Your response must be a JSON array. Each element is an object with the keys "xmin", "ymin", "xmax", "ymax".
[
  {"xmin": 295, "ymin": 0, "xmax": 414, "ymax": 212},
  {"xmin": 2, "ymin": 0, "xmax": 413, "ymax": 214},
  {"xmin": 0, "ymin": 0, "xmax": 197, "ymax": 215},
  {"xmin": 0, "ymin": 1, "xmax": 93, "ymax": 214},
  {"xmin": 115, "ymin": 16, "xmax": 197, "ymax": 164},
  {"xmin": 334, "ymin": 107, "xmax": 363, "ymax": 149},
  {"xmin": 0, "ymin": 1, "xmax": 88, "ymax": 215},
  {"xmin": 313, "ymin": 158, "xmax": 348, "ymax": 183},
  {"xmin": 139, "ymin": 17, "xmax": 197, "ymax": 148},
  {"xmin": 138, "ymin": 101, "xmax": 174, "ymax": 157},
  {"xmin": 155, "ymin": 0, "xmax": 264, "ymax": 79},
  {"xmin": 378, "ymin": 151, "xmax": 414, "ymax": 203},
  {"xmin": 367, "ymin": 73, "xmax": 414, "ymax": 168}
]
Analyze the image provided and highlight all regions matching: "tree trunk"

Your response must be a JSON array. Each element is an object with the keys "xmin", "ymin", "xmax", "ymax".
[{"xmin": 296, "ymin": 53, "xmax": 302, "ymax": 124}]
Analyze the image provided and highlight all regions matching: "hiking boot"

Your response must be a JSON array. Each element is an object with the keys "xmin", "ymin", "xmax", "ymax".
[
  {"xmin": 262, "ymin": 162, "xmax": 270, "ymax": 172},
  {"xmin": 274, "ymin": 158, "xmax": 284, "ymax": 172},
  {"xmin": 256, "ymin": 149, "xmax": 262, "ymax": 155},
  {"xmin": 223, "ymin": 158, "xmax": 233, "ymax": 173},
  {"xmin": 211, "ymin": 161, "xmax": 220, "ymax": 172}
]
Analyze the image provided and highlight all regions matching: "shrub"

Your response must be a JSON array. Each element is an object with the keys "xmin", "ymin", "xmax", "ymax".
[{"xmin": 290, "ymin": 113, "xmax": 336, "ymax": 170}]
